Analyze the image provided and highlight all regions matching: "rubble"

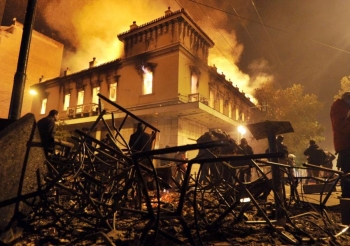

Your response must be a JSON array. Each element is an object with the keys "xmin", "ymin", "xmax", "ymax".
[{"xmin": 1, "ymin": 95, "xmax": 349, "ymax": 245}]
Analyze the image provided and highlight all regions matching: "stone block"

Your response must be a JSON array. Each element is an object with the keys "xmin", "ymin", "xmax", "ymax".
[
  {"xmin": 0, "ymin": 118, "xmax": 16, "ymax": 131},
  {"xmin": 303, "ymin": 183, "xmax": 336, "ymax": 194},
  {"xmin": 0, "ymin": 113, "xmax": 48, "ymax": 231}
]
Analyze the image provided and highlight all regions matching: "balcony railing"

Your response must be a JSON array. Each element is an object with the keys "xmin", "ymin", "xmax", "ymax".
[
  {"xmin": 188, "ymin": 93, "xmax": 209, "ymax": 105},
  {"xmin": 65, "ymin": 94, "xmax": 209, "ymax": 119},
  {"xmin": 67, "ymin": 103, "xmax": 99, "ymax": 118}
]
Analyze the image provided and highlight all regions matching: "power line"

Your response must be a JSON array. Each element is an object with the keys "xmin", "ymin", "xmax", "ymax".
[
  {"xmin": 246, "ymin": 0, "xmax": 320, "ymax": 132},
  {"xmin": 178, "ymin": 0, "xmax": 323, "ymax": 129},
  {"xmin": 175, "ymin": 0, "xmax": 248, "ymax": 91},
  {"xmin": 192, "ymin": 1, "xmax": 240, "ymax": 63},
  {"xmin": 190, "ymin": 0, "xmax": 350, "ymax": 55}
]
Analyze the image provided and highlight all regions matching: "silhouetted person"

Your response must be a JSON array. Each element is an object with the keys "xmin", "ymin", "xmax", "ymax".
[
  {"xmin": 129, "ymin": 123, "xmax": 152, "ymax": 152},
  {"xmin": 276, "ymin": 135, "xmax": 289, "ymax": 163},
  {"xmin": 323, "ymin": 151, "xmax": 335, "ymax": 178},
  {"xmin": 129, "ymin": 123, "xmax": 155, "ymax": 189},
  {"xmin": 330, "ymin": 91, "xmax": 350, "ymax": 198},
  {"xmin": 173, "ymin": 151, "xmax": 187, "ymax": 185},
  {"xmin": 304, "ymin": 140, "xmax": 326, "ymax": 183},
  {"xmin": 37, "ymin": 109, "xmax": 58, "ymax": 156},
  {"xmin": 236, "ymin": 138, "xmax": 254, "ymax": 182},
  {"xmin": 82, "ymin": 127, "xmax": 93, "ymax": 146},
  {"xmin": 157, "ymin": 145, "xmax": 173, "ymax": 187},
  {"xmin": 265, "ymin": 135, "xmax": 289, "ymax": 163}
]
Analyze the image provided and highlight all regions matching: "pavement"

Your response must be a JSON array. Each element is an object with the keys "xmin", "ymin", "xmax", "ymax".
[{"xmin": 283, "ymin": 180, "xmax": 342, "ymax": 207}]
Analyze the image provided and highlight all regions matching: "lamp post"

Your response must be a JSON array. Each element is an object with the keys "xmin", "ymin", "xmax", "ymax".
[
  {"xmin": 237, "ymin": 125, "xmax": 246, "ymax": 141},
  {"xmin": 8, "ymin": 0, "xmax": 38, "ymax": 120}
]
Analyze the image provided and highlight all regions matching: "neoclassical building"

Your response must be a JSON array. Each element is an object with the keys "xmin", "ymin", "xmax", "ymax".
[
  {"xmin": 0, "ymin": 19, "xmax": 63, "ymax": 119},
  {"xmin": 30, "ymin": 8, "xmax": 256, "ymax": 159}
]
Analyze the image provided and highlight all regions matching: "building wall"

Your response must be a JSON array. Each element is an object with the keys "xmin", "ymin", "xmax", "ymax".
[
  {"xmin": 117, "ymin": 51, "xmax": 180, "ymax": 108},
  {"xmin": 29, "ymin": 8, "xmax": 255, "ymax": 160},
  {"xmin": 31, "ymin": 83, "xmax": 61, "ymax": 115},
  {"xmin": 178, "ymin": 49, "xmax": 210, "ymax": 101},
  {"xmin": 177, "ymin": 117, "xmax": 208, "ymax": 175},
  {"xmin": 0, "ymin": 21, "xmax": 63, "ymax": 119}
]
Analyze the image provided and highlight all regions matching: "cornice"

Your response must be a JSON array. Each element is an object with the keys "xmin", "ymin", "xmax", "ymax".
[{"xmin": 117, "ymin": 8, "xmax": 214, "ymax": 48}]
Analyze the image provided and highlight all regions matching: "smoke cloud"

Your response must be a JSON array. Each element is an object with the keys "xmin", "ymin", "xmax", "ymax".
[
  {"xmin": 42, "ymin": 0, "xmax": 172, "ymax": 71},
  {"xmin": 40, "ymin": 0, "xmax": 271, "ymax": 99}
]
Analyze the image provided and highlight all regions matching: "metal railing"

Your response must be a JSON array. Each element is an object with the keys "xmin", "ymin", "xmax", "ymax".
[
  {"xmin": 67, "ymin": 103, "xmax": 99, "ymax": 118},
  {"xmin": 65, "ymin": 93, "xmax": 209, "ymax": 119}
]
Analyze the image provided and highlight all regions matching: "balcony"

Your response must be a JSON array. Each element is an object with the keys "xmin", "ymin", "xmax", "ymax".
[
  {"xmin": 67, "ymin": 103, "xmax": 99, "ymax": 119},
  {"xmin": 61, "ymin": 93, "xmax": 249, "ymax": 130},
  {"xmin": 188, "ymin": 93, "xmax": 209, "ymax": 105}
]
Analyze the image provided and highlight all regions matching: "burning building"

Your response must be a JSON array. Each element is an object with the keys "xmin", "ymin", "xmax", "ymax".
[{"xmin": 29, "ymin": 7, "xmax": 256, "ymax": 160}]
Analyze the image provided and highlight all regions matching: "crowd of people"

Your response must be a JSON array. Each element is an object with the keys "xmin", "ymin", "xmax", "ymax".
[
  {"xmin": 38, "ymin": 93, "xmax": 348, "ymax": 197},
  {"xmin": 37, "ymin": 110, "xmax": 336, "ymax": 186}
]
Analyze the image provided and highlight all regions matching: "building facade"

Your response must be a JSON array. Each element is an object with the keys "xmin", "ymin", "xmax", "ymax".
[
  {"xmin": 30, "ymin": 8, "xmax": 256, "ymax": 160},
  {"xmin": 0, "ymin": 19, "xmax": 63, "ymax": 119}
]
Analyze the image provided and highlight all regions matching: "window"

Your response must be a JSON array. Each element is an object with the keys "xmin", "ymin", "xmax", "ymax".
[
  {"xmin": 92, "ymin": 86, "xmax": 100, "ymax": 105},
  {"xmin": 142, "ymin": 65, "xmax": 153, "ymax": 95},
  {"xmin": 190, "ymin": 65, "xmax": 200, "ymax": 94},
  {"xmin": 228, "ymin": 103, "xmax": 232, "ymax": 118},
  {"xmin": 236, "ymin": 108, "xmax": 244, "ymax": 121},
  {"xmin": 77, "ymin": 90, "xmax": 84, "ymax": 105},
  {"xmin": 191, "ymin": 73, "xmax": 198, "ymax": 94},
  {"xmin": 40, "ymin": 98, "xmax": 47, "ymax": 114},
  {"xmin": 219, "ymin": 98, "xmax": 224, "ymax": 113},
  {"xmin": 63, "ymin": 94, "xmax": 70, "ymax": 111},
  {"xmin": 109, "ymin": 83, "xmax": 117, "ymax": 101},
  {"xmin": 209, "ymin": 90, "xmax": 214, "ymax": 108},
  {"xmin": 76, "ymin": 90, "xmax": 84, "ymax": 113}
]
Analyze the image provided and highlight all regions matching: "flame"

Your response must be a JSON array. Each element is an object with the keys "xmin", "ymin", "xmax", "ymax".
[
  {"xmin": 42, "ymin": 1, "xmax": 171, "ymax": 72},
  {"xmin": 40, "ymin": 1, "xmax": 273, "ymax": 98}
]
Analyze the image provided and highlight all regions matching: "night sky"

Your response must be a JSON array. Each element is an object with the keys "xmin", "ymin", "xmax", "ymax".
[{"xmin": 3, "ymin": 0, "xmax": 350, "ymax": 152}]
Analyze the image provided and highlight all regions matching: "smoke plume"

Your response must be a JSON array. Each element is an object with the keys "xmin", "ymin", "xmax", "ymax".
[{"xmin": 41, "ymin": 0, "xmax": 271, "ymax": 99}]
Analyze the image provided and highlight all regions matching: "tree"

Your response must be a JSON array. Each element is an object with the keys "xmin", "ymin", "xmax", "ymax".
[
  {"xmin": 335, "ymin": 76, "xmax": 350, "ymax": 100},
  {"xmin": 253, "ymin": 82, "xmax": 324, "ymax": 165}
]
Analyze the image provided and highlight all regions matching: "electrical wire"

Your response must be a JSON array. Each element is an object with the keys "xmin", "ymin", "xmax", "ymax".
[
  {"xmin": 183, "ymin": 0, "xmax": 315, "ymax": 134},
  {"xmin": 176, "ymin": 0, "xmax": 241, "ymax": 73},
  {"xmin": 189, "ymin": 0, "xmax": 350, "ymax": 55},
  {"xmin": 247, "ymin": 0, "xmax": 326, "ymax": 137},
  {"xmin": 176, "ymin": 0, "xmax": 243, "ymax": 79}
]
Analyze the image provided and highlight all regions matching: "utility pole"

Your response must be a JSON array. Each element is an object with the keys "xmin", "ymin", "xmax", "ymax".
[
  {"xmin": 0, "ymin": 0, "xmax": 6, "ymax": 25},
  {"xmin": 8, "ymin": 0, "xmax": 38, "ymax": 120}
]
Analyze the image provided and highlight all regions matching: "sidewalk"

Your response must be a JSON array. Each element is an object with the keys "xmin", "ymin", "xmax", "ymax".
[{"xmin": 283, "ymin": 182, "xmax": 341, "ymax": 207}]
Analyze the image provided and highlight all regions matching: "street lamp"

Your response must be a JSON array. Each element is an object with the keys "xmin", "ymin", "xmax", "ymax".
[
  {"xmin": 29, "ymin": 89, "xmax": 37, "ymax": 95},
  {"xmin": 237, "ymin": 125, "xmax": 246, "ymax": 140}
]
